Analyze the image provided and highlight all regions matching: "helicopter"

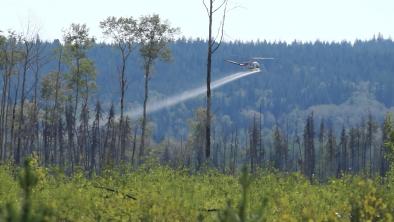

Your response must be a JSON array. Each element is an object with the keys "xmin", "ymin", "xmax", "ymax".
[{"xmin": 225, "ymin": 57, "xmax": 274, "ymax": 70}]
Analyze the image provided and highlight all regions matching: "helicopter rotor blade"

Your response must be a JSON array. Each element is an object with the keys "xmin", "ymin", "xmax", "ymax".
[
  {"xmin": 225, "ymin": 59, "xmax": 246, "ymax": 66},
  {"xmin": 252, "ymin": 57, "xmax": 274, "ymax": 60}
]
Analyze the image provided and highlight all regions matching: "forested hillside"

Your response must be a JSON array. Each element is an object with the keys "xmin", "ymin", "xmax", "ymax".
[
  {"xmin": 90, "ymin": 37, "xmax": 394, "ymax": 138},
  {"xmin": 7, "ymin": 36, "xmax": 394, "ymax": 139},
  {"xmin": 1, "ymin": 28, "xmax": 394, "ymax": 178}
]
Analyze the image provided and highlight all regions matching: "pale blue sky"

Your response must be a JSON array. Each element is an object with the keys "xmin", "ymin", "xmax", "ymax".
[{"xmin": 1, "ymin": 0, "xmax": 393, "ymax": 42}]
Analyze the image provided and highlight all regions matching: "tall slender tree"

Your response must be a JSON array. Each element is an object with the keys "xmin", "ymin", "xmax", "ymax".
[
  {"xmin": 15, "ymin": 25, "xmax": 40, "ymax": 163},
  {"xmin": 0, "ymin": 31, "xmax": 12, "ymax": 160},
  {"xmin": 384, "ymin": 116, "xmax": 394, "ymax": 171},
  {"xmin": 138, "ymin": 14, "xmax": 177, "ymax": 162},
  {"xmin": 29, "ymin": 35, "xmax": 48, "ymax": 156},
  {"xmin": 366, "ymin": 113, "xmax": 377, "ymax": 175},
  {"xmin": 303, "ymin": 113, "xmax": 315, "ymax": 181},
  {"xmin": 63, "ymin": 23, "xmax": 95, "ymax": 117},
  {"xmin": 339, "ymin": 126, "xmax": 348, "ymax": 174},
  {"xmin": 0, "ymin": 31, "xmax": 21, "ymax": 162},
  {"xmin": 91, "ymin": 101, "xmax": 102, "ymax": 174},
  {"xmin": 52, "ymin": 41, "xmax": 64, "ymax": 166},
  {"xmin": 326, "ymin": 126, "xmax": 336, "ymax": 177},
  {"xmin": 273, "ymin": 125, "xmax": 286, "ymax": 171},
  {"xmin": 100, "ymin": 16, "xmax": 138, "ymax": 162},
  {"xmin": 102, "ymin": 104, "xmax": 116, "ymax": 167},
  {"xmin": 381, "ymin": 114, "xmax": 393, "ymax": 176},
  {"xmin": 348, "ymin": 127, "xmax": 358, "ymax": 173},
  {"xmin": 202, "ymin": 0, "xmax": 228, "ymax": 160},
  {"xmin": 41, "ymin": 59, "xmax": 67, "ymax": 166},
  {"xmin": 249, "ymin": 115, "xmax": 259, "ymax": 173},
  {"xmin": 318, "ymin": 119, "xmax": 325, "ymax": 178},
  {"xmin": 63, "ymin": 23, "xmax": 95, "ymax": 167}
]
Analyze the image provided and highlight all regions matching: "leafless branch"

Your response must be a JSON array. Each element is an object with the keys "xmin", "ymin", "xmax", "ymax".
[
  {"xmin": 212, "ymin": 0, "xmax": 228, "ymax": 53},
  {"xmin": 199, "ymin": 208, "xmax": 220, "ymax": 212},
  {"xmin": 228, "ymin": 3, "xmax": 245, "ymax": 12},
  {"xmin": 213, "ymin": 0, "xmax": 228, "ymax": 13},
  {"xmin": 212, "ymin": 11, "xmax": 224, "ymax": 45},
  {"xmin": 202, "ymin": 0, "xmax": 210, "ymax": 16},
  {"xmin": 93, "ymin": 184, "xmax": 137, "ymax": 200}
]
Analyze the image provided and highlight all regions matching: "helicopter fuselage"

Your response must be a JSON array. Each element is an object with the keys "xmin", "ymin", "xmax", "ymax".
[
  {"xmin": 247, "ymin": 61, "xmax": 260, "ymax": 70},
  {"xmin": 225, "ymin": 59, "xmax": 265, "ymax": 70}
]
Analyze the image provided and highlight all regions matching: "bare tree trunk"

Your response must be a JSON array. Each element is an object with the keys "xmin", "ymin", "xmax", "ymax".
[
  {"xmin": 229, "ymin": 131, "xmax": 234, "ymax": 174},
  {"xmin": 119, "ymin": 49, "xmax": 128, "ymax": 162},
  {"xmin": 102, "ymin": 104, "xmax": 114, "ymax": 167},
  {"xmin": 131, "ymin": 125, "xmax": 138, "ymax": 165},
  {"xmin": 58, "ymin": 118, "xmax": 65, "ymax": 168},
  {"xmin": 1, "ymin": 41, "xmax": 17, "ymax": 161},
  {"xmin": 44, "ymin": 46, "xmax": 62, "ymax": 166},
  {"xmin": 91, "ymin": 101, "xmax": 101, "ymax": 175},
  {"xmin": 43, "ymin": 109, "xmax": 50, "ymax": 166},
  {"xmin": 12, "ymin": 69, "xmax": 20, "ymax": 164},
  {"xmin": 205, "ymin": 0, "xmax": 213, "ymax": 160},
  {"xmin": 65, "ymin": 104, "xmax": 75, "ymax": 172},
  {"xmin": 234, "ymin": 128, "xmax": 238, "ymax": 172},
  {"xmin": 72, "ymin": 57, "xmax": 81, "ymax": 167},
  {"xmin": 31, "ymin": 39, "xmax": 46, "ymax": 156},
  {"xmin": 259, "ymin": 105, "xmax": 263, "ymax": 167},
  {"xmin": 4, "ymin": 77, "xmax": 12, "ymax": 160},
  {"xmin": 223, "ymin": 134, "xmax": 227, "ymax": 173},
  {"xmin": 140, "ymin": 61, "xmax": 151, "ymax": 163},
  {"xmin": 0, "ymin": 66, "xmax": 10, "ymax": 160},
  {"xmin": 203, "ymin": 0, "xmax": 227, "ymax": 160},
  {"xmin": 73, "ymin": 57, "xmax": 80, "ymax": 126},
  {"xmin": 17, "ymin": 42, "xmax": 32, "ymax": 163}
]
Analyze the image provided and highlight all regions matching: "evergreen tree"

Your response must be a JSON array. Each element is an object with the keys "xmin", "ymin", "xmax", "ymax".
[
  {"xmin": 303, "ymin": 113, "xmax": 315, "ymax": 181},
  {"xmin": 273, "ymin": 125, "xmax": 286, "ymax": 171},
  {"xmin": 326, "ymin": 126, "xmax": 336, "ymax": 177},
  {"xmin": 339, "ymin": 126, "xmax": 348, "ymax": 174},
  {"xmin": 382, "ymin": 114, "xmax": 393, "ymax": 176},
  {"xmin": 249, "ymin": 115, "xmax": 259, "ymax": 173}
]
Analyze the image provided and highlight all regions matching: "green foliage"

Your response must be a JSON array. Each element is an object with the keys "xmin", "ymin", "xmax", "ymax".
[
  {"xmin": 350, "ymin": 179, "xmax": 392, "ymax": 222},
  {"xmin": 0, "ymin": 157, "xmax": 53, "ymax": 222},
  {"xmin": 62, "ymin": 23, "xmax": 96, "ymax": 103},
  {"xmin": 63, "ymin": 23, "xmax": 94, "ymax": 58},
  {"xmin": 218, "ymin": 166, "xmax": 268, "ymax": 222},
  {"xmin": 0, "ymin": 164, "xmax": 394, "ymax": 221},
  {"xmin": 0, "ymin": 32, "xmax": 6, "ymax": 66},
  {"xmin": 40, "ymin": 71, "xmax": 65, "ymax": 104},
  {"xmin": 385, "ymin": 114, "xmax": 394, "ymax": 163},
  {"xmin": 100, "ymin": 16, "xmax": 138, "ymax": 48},
  {"xmin": 139, "ymin": 14, "xmax": 179, "ymax": 71}
]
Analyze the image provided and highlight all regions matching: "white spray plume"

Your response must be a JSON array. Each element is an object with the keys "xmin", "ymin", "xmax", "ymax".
[{"xmin": 126, "ymin": 69, "xmax": 261, "ymax": 119}]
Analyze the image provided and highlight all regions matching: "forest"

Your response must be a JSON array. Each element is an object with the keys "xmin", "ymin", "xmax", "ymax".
[{"xmin": 1, "ymin": 10, "xmax": 394, "ymax": 221}]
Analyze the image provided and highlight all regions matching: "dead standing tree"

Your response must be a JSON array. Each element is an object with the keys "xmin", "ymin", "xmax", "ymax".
[
  {"xmin": 0, "ymin": 31, "xmax": 19, "ymax": 161},
  {"xmin": 29, "ymin": 35, "xmax": 49, "ymax": 157},
  {"xmin": 202, "ymin": 0, "xmax": 228, "ymax": 161},
  {"xmin": 16, "ymin": 27, "xmax": 38, "ymax": 164}
]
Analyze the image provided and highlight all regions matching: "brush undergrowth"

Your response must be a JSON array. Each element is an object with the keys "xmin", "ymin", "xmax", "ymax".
[{"xmin": 0, "ymin": 158, "xmax": 394, "ymax": 221}]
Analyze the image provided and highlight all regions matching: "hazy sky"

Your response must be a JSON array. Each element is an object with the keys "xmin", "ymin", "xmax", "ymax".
[{"xmin": 1, "ymin": 0, "xmax": 393, "ymax": 42}]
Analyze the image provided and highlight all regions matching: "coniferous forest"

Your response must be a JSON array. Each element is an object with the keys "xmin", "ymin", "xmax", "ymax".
[{"xmin": 1, "ymin": 11, "xmax": 394, "ymax": 222}]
